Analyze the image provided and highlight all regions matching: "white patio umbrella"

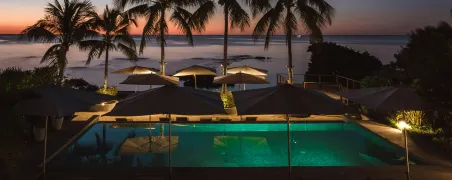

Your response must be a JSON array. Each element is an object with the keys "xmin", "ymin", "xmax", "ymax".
[
  {"xmin": 120, "ymin": 74, "xmax": 179, "ymax": 86},
  {"xmin": 214, "ymin": 72, "xmax": 269, "ymax": 90},
  {"xmin": 232, "ymin": 84, "xmax": 352, "ymax": 179},
  {"xmin": 113, "ymin": 66, "xmax": 160, "ymax": 92},
  {"xmin": 13, "ymin": 86, "xmax": 115, "ymax": 177},
  {"xmin": 172, "ymin": 65, "xmax": 216, "ymax": 89},
  {"xmin": 227, "ymin": 66, "xmax": 268, "ymax": 76},
  {"xmin": 112, "ymin": 65, "xmax": 159, "ymax": 75},
  {"xmin": 104, "ymin": 85, "xmax": 226, "ymax": 177}
]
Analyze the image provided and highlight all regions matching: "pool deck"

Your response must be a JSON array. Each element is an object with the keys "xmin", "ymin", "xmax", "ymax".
[
  {"xmin": 355, "ymin": 120, "xmax": 452, "ymax": 168},
  {"xmin": 75, "ymin": 111, "xmax": 346, "ymax": 122},
  {"xmin": 17, "ymin": 115, "xmax": 98, "ymax": 180}
]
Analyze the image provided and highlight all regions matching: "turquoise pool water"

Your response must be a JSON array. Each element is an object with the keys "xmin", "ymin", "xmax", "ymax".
[{"xmin": 48, "ymin": 122, "xmax": 419, "ymax": 168}]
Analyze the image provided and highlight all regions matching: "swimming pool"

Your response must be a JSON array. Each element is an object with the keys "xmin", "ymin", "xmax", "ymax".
[{"xmin": 47, "ymin": 122, "xmax": 420, "ymax": 168}]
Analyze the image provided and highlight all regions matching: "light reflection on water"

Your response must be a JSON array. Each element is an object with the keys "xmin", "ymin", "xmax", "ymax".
[
  {"xmin": 46, "ymin": 123, "xmax": 419, "ymax": 169},
  {"xmin": 0, "ymin": 35, "xmax": 406, "ymax": 91}
]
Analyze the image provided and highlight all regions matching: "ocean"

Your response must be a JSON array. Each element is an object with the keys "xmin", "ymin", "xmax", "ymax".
[{"xmin": 0, "ymin": 35, "xmax": 408, "ymax": 91}]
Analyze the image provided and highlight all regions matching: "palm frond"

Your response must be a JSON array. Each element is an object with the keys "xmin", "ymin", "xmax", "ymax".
[
  {"xmin": 191, "ymin": 0, "xmax": 216, "ymax": 32},
  {"xmin": 170, "ymin": 8, "xmax": 194, "ymax": 46},
  {"xmin": 124, "ymin": 4, "xmax": 150, "ymax": 19},
  {"xmin": 139, "ymin": 5, "xmax": 161, "ymax": 54},
  {"xmin": 20, "ymin": 24, "xmax": 57, "ymax": 43},
  {"xmin": 295, "ymin": 1, "xmax": 325, "ymax": 41},
  {"xmin": 154, "ymin": 11, "xmax": 168, "ymax": 46},
  {"xmin": 229, "ymin": 0, "xmax": 250, "ymax": 31},
  {"xmin": 244, "ymin": 0, "xmax": 272, "ymax": 17},
  {"xmin": 284, "ymin": 10, "xmax": 298, "ymax": 43},
  {"xmin": 306, "ymin": 0, "xmax": 335, "ymax": 24},
  {"xmin": 41, "ymin": 44, "xmax": 63, "ymax": 63},
  {"xmin": 252, "ymin": 1, "xmax": 284, "ymax": 49},
  {"xmin": 78, "ymin": 40, "xmax": 106, "ymax": 65},
  {"xmin": 113, "ymin": 0, "xmax": 149, "ymax": 9},
  {"xmin": 117, "ymin": 43, "xmax": 139, "ymax": 62},
  {"xmin": 113, "ymin": 34, "xmax": 137, "ymax": 50}
]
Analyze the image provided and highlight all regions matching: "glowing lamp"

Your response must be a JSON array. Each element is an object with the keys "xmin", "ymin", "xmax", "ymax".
[
  {"xmin": 397, "ymin": 120, "xmax": 410, "ymax": 130},
  {"xmin": 101, "ymin": 102, "xmax": 106, "ymax": 106}
]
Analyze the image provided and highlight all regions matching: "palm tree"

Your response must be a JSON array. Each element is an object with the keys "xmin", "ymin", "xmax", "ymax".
[
  {"xmin": 114, "ymin": 0, "xmax": 214, "ymax": 76},
  {"xmin": 216, "ymin": 0, "xmax": 250, "ymax": 93},
  {"xmin": 20, "ymin": 0, "xmax": 97, "ymax": 86},
  {"xmin": 252, "ymin": 0, "xmax": 335, "ymax": 84},
  {"xmin": 79, "ymin": 5, "xmax": 138, "ymax": 91}
]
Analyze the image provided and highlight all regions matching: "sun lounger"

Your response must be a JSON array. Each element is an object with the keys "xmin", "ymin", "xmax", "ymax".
[
  {"xmin": 200, "ymin": 117, "xmax": 212, "ymax": 122},
  {"xmin": 219, "ymin": 118, "xmax": 232, "ymax": 122},
  {"xmin": 245, "ymin": 117, "xmax": 258, "ymax": 121},
  {"xmin": 292, "ymin": 114, "xmax": 310, "ymax": 118},
  {"xmin": 176, "ymin": 117, "xmax": 189, "ymax": 122},
  {"xmin": 116, "ymin": 118, "xmax": 129, "ymax": 122}
]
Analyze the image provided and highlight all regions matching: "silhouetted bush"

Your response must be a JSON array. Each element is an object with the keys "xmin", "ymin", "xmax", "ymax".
[
  {"xmin": 306, "ymin": 42, "xmax": 383, "ymax": 81},
  {"xmin": 64, "ymin": 78, "xmax": 99, "ymax": 91}
]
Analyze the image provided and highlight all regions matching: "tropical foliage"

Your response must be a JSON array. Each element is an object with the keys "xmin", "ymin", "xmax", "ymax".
[
  {"xmin": 79, "ymin": 5, "xmax": 138, "ymax": 91},
  {"xmin": 20, "ymin": 0, "xmax": 97, "ymax": 86},
  {"xmin": 306, "ymin": 42, "xmax": 383, "ymax": 81},
  {"xmin": 0, "ymin": 66, "xmax": 58, "ymax": 92},
  {"xmin": 362, "ymin": 20, "xmax": 452, "ymax": 156},
  {"xmin": 221, "ymin": 91, "xmax": 236, "ymax": 108},
  {"xmin": 114, "ymin": 0, "xmax": 214, "ymax": 75},
  {"xmin": 252, "ymin": 0, "xmax": 335, "ymax": 84}
]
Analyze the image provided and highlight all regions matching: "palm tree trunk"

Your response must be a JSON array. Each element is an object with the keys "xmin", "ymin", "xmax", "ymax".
[
  {"xmin": 103, "ymin": 44, "xmax": 109, "ymax": 91},
  {"xmin": 222, "ymin": 5, "xmax": 229, "ymax": 94},
  {"xmin": 160, "ymin": 9, "xmax": 166, "ymax": 76},
  {"xmin": 287, "ymin": 11, "xmax": 294, "ymax": 85},
  {"xmin": 57, "ymin": 47, "xmax": 69, "ymax": 87},
  {"xmin": 58, "ymin": 67, "xmax": 65, "ymax": 87}
]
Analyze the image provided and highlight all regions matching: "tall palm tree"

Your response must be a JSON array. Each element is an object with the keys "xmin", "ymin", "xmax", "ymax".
[
  {"xmin": 114, "ymin": 0, "xmax": 215, "ymax": 76},
  {"xmin": 216, "ymin": 0, "xmax": 250, "ymax": 93},
  {"xmin": 252, "ymin": 0, "xmax": 335, "ymax": 84},
  {"xmin": 79, "ymin": 5, "xmax": 138, "ymax": 91},
  {"xmin": 20, "ymin": 0, "xmax": 97, "ymax": 86}
]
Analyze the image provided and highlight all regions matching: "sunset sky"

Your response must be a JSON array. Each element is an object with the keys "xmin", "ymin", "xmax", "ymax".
[{"xmin": 1, "ymin": 0, "xmax": 451, "ymax": 35}]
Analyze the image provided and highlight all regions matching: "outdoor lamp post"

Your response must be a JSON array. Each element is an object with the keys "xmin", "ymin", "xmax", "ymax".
[{"xmin": 398, "ymin": 120, "xmax": 411, "ymax": 180}]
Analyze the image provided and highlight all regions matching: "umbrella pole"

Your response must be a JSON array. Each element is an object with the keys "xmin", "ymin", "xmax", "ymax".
[
  {"xmin": 286, "ymin": 114, "xmax": 291, "ymax": 180},
  {"xmin": 168, "ymin": 114, "xmax": 172, "ymax": 179},
  {"xmin": 135, "ymin": 85, "xmax": 138, "ymax": 93},
  {"xmin": 102, "ymin": 124, "xmax": 106, "ymax": 147},
  {"xmin": 43, "ymin": 116, "xmax": 48, "ymax": 177},
  {"xmin": 194, "ymin": 75, "xmax": 197, "ymax": 89},
  {"xmin": 244, "ymin": 84, "xmax": 246, "ymax": 90}
]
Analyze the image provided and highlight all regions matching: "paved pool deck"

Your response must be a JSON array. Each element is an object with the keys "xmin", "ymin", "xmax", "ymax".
[{"xmin": 356, "ymin": 120, "xmax": 452, "ymax": 168}]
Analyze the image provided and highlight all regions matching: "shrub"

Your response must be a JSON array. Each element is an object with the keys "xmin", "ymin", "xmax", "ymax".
[
  {"xmin": 0, "ymin": 66, "xmax": 58, "ymax": 92},
  {"xmin": 64, "ymin": 78, "xmax": 99, "ymax": 91},
  {"xmin": 221, "ymin": 91, "xmax": 235, "ymax": 108},
  {"xmin": 0, "ymin": 67, "xmax": 32, "ymax": 92},
  {"xmin": 97, "ymin": 86, "xmax": 118, "ymax": 96}
]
